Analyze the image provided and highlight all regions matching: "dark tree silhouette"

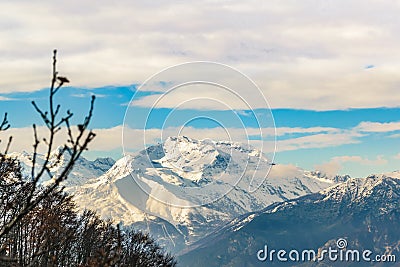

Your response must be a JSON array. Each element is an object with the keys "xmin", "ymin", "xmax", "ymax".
[
  {"xmin": 0, "ymin": 50, "xmax": 177, "ymax": 266},
  {"xmin": 0, "ymin": 50, "xmax": 96, "ymax": 241},
  {"xmin": 1, "ymin": 184, "xmax": 177, "ymax": 266}
]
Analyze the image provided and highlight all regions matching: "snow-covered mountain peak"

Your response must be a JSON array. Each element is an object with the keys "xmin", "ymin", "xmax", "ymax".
[
  {"xmin": 319, "ymin": 174, "xmax": 400, "ymax": 206},
  {"xmin": 179, "ymin": 173, "xmax": 400, "ymax": 265},
  {"xmin": 11, "ymin": 138, "xmax": 341, "ymax": 251},
  {"xmin": 306, "ymin": 170, "xmax": 351, "ymax": 183},
  {"xmin": 379, "ymin": 170, "xmax": 400, "ymax": 180},
  {"xmin": 129, "ymin": 136, "xmax": 264, "ymax": 187},
  {"xmin": 156, "ymin": 136, "xmax": 220, "ymax": 182}
]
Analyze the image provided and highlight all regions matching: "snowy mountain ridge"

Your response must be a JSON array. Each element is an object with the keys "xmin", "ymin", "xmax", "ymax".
[
  {"xmin": 11, "ymin": 136, "xmax": 348, "ymax": 253},
  {"xmin": 178, "ymin": 172, "xmax": 400, "ymax": 266},
  {"xmin": 9, "ymin": 148, "xmax": 115, "ymax": 187},
  {"xmin": 66, "ymin": 136, "xmax": 341, "ymax": 253}
]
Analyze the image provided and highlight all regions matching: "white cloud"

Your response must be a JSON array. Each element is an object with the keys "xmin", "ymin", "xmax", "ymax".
[
  {"xmin": 122, "ymin": 126, "xmax": 354, "ymax": 154},
  {"xmin": 131, "ymin": 87, "xmax": 250, "ymax": 111},
  {"xmin": 1, "ymin": 124, "xmax": 345, "ymax": 156},
  {"xmin": 0, "ymin": 126, "xmax": 118, "ymax": 155},
  {"xmin": 0, "ymin": 1, "xmax": 400, "ymax": 110},
  {"xmin": 1, "ymin": 120, "xmax": 398, "ymax": 158},
  {"xmin": 267, "ymin": 163, "xmax": 303, "ymax": 179},
  {"xmin": 315, "ymin": 155, "xmax": 388, "ymax": 176},
  {"xmin": 314, "ymin": 160, "xmax": 341, "ymax": 177},
  {"xmin": 274, "ymin": 131, "xmax": 363, "ymax": 152},
  {"xmin": 275, "ymin": 127, "xmax": 339, "ymax": 136},
  {"xmin": 355, "ymin": 121, "xmax": 400, "ymax": 133},
  {"xmin": 0, "ymin": 96, "xmax": 14, "ymax": 101},
  {"xmin": 333, "ymin": 155, "xmax": 387, "ymax": 165}
]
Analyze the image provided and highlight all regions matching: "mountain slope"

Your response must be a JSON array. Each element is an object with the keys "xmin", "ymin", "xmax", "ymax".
[
  {"xmin": 68, "ymin": 136, "xmax": 338, "ymax": 253},
  {"xmin": 179, "ymin": 172, "xmax": 400, "ymax": 266},
  {"xmin": 10, "ymin": 148, "xmax": 115, "ymax": 187}
]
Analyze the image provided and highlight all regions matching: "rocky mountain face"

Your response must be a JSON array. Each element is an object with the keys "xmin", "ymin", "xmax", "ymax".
[
  {"xmin": 179, "ymin": 172, "xmax": 400, "ymax": 266},
  {"xmin": 12, "ymin": 137, "xmax": 359, "ymax": 257},
  {"xmin": 53, "ymin": 136, "xmax": 336, "ymax": 254}
]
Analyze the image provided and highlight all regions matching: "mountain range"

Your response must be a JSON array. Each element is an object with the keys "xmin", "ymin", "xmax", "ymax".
[
  {"xmin": 12, "ymin": 136, "xmax": 399, "ymax": 266},
  {"xmin": 13, "ymin": 136, "xmax": 345, "ymax": 254},
  {"xmin": 179, "ymin": 172, "xmax": 400, "ymax": 266}
]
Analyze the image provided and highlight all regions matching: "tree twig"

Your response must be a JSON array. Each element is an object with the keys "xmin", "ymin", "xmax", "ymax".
[{"xmin": 0, "ymin": 49, "xmax": 96, "ymax": 239}]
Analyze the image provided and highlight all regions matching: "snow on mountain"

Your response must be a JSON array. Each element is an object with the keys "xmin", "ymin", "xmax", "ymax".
[
  {"xmin": 319, "ymin": 171, "xmax": 400, "ymax": 204},
  {"xmin": 10, "ymin": 148, "xmax": 115, "ymax": 187},
  {"xmin": 179, "ymin": 172, "xmax": 400, "ymax": 266},
  {"xmin": 307, "ymin": 170, "xmax": 351, "ymax": 183},
  {"xmin": 66, "ymin": 136, "xmax": 337, "ymax": 253}
]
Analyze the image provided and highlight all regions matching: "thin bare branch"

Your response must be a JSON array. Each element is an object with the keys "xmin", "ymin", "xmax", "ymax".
[
  {"xmin": 31, "ymin": 124, "xmax": 39, "ymax": 180},
  {"xmin": 0, "ymin": 113, "xmax": 10, "ymax": 131},
  {"xmin": 4, "ymin": 136, "xmax": 12, "ymax": 155},
  {"xmin": 0, "ymin": 50, "xmax": 96, "ymax": 239}
]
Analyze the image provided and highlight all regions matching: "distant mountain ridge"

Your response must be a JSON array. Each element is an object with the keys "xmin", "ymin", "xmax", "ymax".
[
  {"xmin": 58, "ymin": 136, "xmax": 340, "ymax": 253},
  {"xmin": 10, "ymin": 137, "xmax": 351, "ymax": 255},
  {"xmin": 179, "ymin": 172, "xmax": 400, "ymax": 266},
  {"xmin": 10, "ymin": 148, "xmax": 115, "ymax": 187}
]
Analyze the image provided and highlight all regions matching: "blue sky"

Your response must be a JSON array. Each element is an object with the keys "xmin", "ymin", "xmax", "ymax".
[
  {"xmin": 0, "ymin": 1, "xmax": 400, "ymax": 178},
  {"xmin": 1, "ymin": 85, "xmax": 400, "ymax": 178}
]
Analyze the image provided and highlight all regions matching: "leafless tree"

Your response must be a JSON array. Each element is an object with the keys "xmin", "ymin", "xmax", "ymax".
[
  {"xmin": 0, "ymin": 50, "xmax": 176, "ymax": 266},
  {"xmin": 0, "ymin": 50, "xmax": 96, "ymax": 240}
]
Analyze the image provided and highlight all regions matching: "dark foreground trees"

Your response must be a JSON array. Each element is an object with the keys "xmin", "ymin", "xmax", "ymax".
[
  {"xmin": 0, "ymin": 185, "xmax": 176, "ymax": 266},
  {"xmin": 0, "ymin": 51, "xmax": 176, "ymax": 266},
  {"xmin": 0, "ymin": 50, "xmax": 96, "ymax": 241}
]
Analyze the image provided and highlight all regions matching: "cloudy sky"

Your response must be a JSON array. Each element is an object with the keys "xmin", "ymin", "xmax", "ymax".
[{"xmin": 1, "ymin": 0, "xmax": 400, "ymax": 178}]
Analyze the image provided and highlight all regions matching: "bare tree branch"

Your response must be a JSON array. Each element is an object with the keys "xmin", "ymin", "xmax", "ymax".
[
  {"xmin": 0, "ymin": 49, "xmax": 96, "ymax": 239},
  {"xmin": 0, "ymin": 50, "xmax": 177, "ymax": 266},
  {"xmin": 0, "ymin": 113, "xmax": 13, "ymax": 155},
  {"xmin": 0, "ymin": 113, "xmax": 10, "ymax": 131}
]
